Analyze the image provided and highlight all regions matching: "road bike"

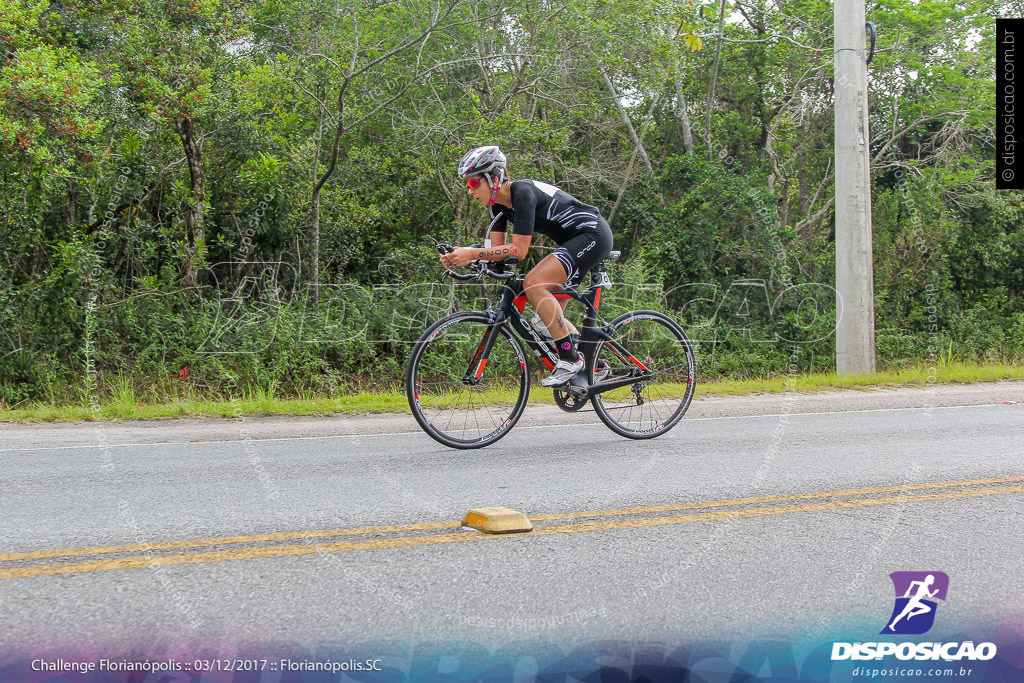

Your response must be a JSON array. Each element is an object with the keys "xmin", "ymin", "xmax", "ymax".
[{"xmin": 405, "ymin": 244, "xmax": 697, "ymax": 448}]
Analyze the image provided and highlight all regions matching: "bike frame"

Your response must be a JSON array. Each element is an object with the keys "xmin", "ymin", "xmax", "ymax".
[{"xmin": 460, "ymin": 271, "xmax": 655, "ymax": 398}]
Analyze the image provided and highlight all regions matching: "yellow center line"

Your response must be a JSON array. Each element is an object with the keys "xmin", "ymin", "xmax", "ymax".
[
  {"xmin": 529, "ymin": 475, "xmax": 1024, "ymax": 521},
  {"xmin": 3, "ymin": 475, "xmax": 1023, "ymax": 563},
  {"xmin": 2, "ymin": 483, "xmax": 1023, "ymax": 580},
  {"xmin": 530, "ymin": 484, "xmax": 1024, "ymax": 535},
  {"xmin": 0, "ymin": 522, "xmax": 457, "ymax": 562},
  {"xmin": 0, "ymin": 532, "xmax": 491, "ymax": 579}
]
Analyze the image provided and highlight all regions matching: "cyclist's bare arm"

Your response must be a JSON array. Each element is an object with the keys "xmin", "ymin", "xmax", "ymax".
[
  {"xmin": 441, "ymin": 233, "xmax": 530, "ymax": 267},
  {"xmin": 476, "ymin": 231, "xmax": 530, "ymax": 260},
  {"xmin": 488, "ymin": 230, "xmax": 506, "ymax": 249}
]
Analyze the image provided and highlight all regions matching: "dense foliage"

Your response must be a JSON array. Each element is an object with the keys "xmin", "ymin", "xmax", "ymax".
[{"xmin": 0, "ymin": 0, "xmax": 1019, "ymax": 405}]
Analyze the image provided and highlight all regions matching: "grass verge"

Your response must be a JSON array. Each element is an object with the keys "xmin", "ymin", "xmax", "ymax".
[{"xmin": 1, "ymin": 362, "xmax": 1021, "ymax": 422}]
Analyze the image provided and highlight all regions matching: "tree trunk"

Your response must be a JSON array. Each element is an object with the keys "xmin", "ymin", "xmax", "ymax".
[
  {"xmin": 600, "ymin": 70, "xmax": 653, "ymax": 174},
  {"xmin": 65, "ymin": 180, "xmax": 76, "ymax": 228},
  {"xmin": 674, "ymin": 59, "xmax": 694, "ymax": 155},
  {"xmin": 798, "ymin": 147, "xmax": 810, "ymax": 217},
  {"xmin": 178, "ymin": 116, "xmax": 205, "ymax": 288},
  {"xmin": 705, "ymin": 0, "xmax": 728, "ymax": 158},
  {"xmin": 609, "ymin": 93, "xmax": 662, "ymax": 226},
  {"xmin": 310, "ymin": 105, "xmax": 325, "ymax": 311}
]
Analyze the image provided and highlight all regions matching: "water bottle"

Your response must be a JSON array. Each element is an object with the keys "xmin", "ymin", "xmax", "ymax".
[{"xmin": 530, "ymin": 312, "xmax": 553, "ymax": 340}]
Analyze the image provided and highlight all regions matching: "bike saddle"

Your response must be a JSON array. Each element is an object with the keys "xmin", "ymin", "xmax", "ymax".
[{"xmin": 595, "ymin": 251, "xmax": 621, "ymax": 269}]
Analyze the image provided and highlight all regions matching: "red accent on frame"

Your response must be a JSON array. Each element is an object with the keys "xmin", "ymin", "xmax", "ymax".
[
  {"xmin": 513, "ymin": 295, "xmax": 528, "ymax": 312},
  {"xmin": 594, "ymin": 288, "xmax": 601, "ymax": 309},
  {"xmin": 541, "ymin": 358, "xmax": 555, "ymax": 370},
  {"xmin": 627, "ymin": 355, "xmax": 650, "ymax": 371},
  {"xmin": 474, "ymin": 359, "xmax": 488, "ymax": 378},
  {"xmin": 472, "ymin": 330, "xmax": 492, "ymax": 365},
  {"xmin": 608, "ymin": 345, "xmax": 627, "ymax": 361}
]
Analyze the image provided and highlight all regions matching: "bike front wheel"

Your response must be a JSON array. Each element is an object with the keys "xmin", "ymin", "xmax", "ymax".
[
  {"xmin": 590, "ymin": 310, "xmax": 697, "ymax": 439},
  {"xmin": 406, "ymin": 312, "xmax": 530, "ymax": 449}
]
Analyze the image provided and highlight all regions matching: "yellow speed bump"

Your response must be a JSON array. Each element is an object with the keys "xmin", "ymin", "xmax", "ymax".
[{"xmin": 461, "ymin": 507, "xmax": 533, "ymax": 534}]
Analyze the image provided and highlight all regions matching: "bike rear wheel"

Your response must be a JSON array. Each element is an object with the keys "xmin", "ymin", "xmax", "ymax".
[
  {"xmin": 406, "ymin": 312, "xmax": 530, "ymax": 449},
  {"xmin": 590, "ymin": 310, "xmax": 697, "ymax": 438}
]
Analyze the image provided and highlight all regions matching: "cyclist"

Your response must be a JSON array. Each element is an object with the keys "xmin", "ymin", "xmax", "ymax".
[{"xmin": 439, "ymin": 145, "xmax": 613, "ymax": 387}]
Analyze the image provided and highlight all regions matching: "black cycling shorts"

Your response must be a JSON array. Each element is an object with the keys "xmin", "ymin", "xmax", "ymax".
[{"xmin": 550, "ymin": 218, "xmax": 613, "ymax": 288}]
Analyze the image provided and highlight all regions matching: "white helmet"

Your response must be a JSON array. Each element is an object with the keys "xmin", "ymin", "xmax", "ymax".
[{"xmin": 458, "ymin": 145, "xmax": 507, "ymax": 185}]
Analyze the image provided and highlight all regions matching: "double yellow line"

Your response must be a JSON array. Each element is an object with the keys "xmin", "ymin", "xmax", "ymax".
[{"xmin": 3, "ymin": 476, "xmax": 1023, "ymax": 580}]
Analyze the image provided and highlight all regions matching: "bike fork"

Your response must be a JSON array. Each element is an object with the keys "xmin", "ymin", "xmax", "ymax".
[{"xmin": 462, "ymin": 324, "xmax": 502, "ymax": 385}]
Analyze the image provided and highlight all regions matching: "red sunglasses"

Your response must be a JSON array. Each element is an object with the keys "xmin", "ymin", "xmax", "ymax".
[{"xmin": 466, "ymin": 177, "xmax": 485, "ymax": 190}]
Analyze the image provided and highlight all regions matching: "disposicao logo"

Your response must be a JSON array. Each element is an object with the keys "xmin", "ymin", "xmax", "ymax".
[
  {"xmin": 831, "ymin": 571, "xmax": 998, "ymax": 663},
  {"xmin": 881, "ymin": 571, "xmax": 949, "ymax": 635}
]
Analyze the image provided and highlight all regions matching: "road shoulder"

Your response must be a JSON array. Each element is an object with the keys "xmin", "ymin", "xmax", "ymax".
[{"xmin": 1, "ymin": 380, "xmax": 1022, "ymax": 451}]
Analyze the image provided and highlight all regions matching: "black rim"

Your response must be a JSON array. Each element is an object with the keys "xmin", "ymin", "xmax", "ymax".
[
  {"xmin": 407, "ymin": 314, "xmax": 530, "ymax": 448},
  {"xmin": 590, "ymin": 311, "xmax": 696, "ymax": 438}
]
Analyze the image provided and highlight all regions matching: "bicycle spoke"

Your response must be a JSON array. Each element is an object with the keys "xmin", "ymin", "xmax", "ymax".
[
  {"xmin": 407, "ymin": 315, "xmax": 529, "ymax": 448},
  {"xmin": 591, "ymin": 312, "xmax": 696, "ymax": 438}
]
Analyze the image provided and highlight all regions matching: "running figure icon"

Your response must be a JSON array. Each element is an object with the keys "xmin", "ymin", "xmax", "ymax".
[
  {"xmin": 881, "ymin": 571, "xmax": 950, "ymax": 635},
  {"xmin": 888, "ymin": 575, "xmax": 938, "ymax": 631}
]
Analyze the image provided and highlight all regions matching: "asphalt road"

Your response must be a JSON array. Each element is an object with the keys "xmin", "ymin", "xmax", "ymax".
[{"xmin": 1, "ymin": 382, "xmax": 1023, "ymax": 666}]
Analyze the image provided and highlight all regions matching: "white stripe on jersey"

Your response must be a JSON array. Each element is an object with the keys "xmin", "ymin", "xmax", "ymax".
[
  {"xmin": 548, "ymin": 203, "xmax": 597, "ymax": 228},
  {"xmin": 530, "ymin": 180, "xmax": 560, "ymax": 197}
]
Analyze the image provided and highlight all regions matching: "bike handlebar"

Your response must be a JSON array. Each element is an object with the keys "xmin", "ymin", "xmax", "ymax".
[
  {"xmin": 441, "ymin": 256, "xmax": 519, "ymax": 283},
  {"xmin": 441, "ymin": 269, "xmax": 478, "ymax": 282}
]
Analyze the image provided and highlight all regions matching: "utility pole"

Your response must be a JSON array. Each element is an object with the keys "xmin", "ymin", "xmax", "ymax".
[{"xmin": 834, "ymin": 0, "xmax": 876, "ymax": 375}]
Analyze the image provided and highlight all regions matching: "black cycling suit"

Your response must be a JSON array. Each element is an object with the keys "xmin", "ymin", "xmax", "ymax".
[{"xmin": 489, "ymin": 179, "xmax": 613, "ymax": 287}]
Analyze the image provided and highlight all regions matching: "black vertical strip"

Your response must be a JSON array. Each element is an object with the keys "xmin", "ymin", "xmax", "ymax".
[{"xmin": 997, "ymin": 19, "xmax": 1024, "ymax": 189}]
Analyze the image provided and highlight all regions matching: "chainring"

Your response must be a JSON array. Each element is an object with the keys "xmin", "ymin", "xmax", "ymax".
[{"xmin": 553, "ymin": 388, "xmax": 589, "ymax": 412}]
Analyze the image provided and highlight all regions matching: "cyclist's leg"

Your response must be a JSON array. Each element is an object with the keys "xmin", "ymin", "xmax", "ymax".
[
  {"xmin": 557, "ymin": 296, "xmax": 572, "ymax": 318},
  {"xmin": 529, "ymin": 226, "xmax": 612, "ymax": 337},
  {"xmin": 523, "ymin": 256, "xmax": 576, "ymax": 338},
  {"xmin": 554, "ymin": 223, "xmax": 611, "ymax": 380},
  {"xmin": 524, "ymin": 258, "xmax": 586, "ymax": 387},
  {"xmin": 556, "ymin": 222, "xmax": 613, "ymax": 291},
  {"xmin": 527, "ymin": 225, "xmax": 613, "ymax": 386}
]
